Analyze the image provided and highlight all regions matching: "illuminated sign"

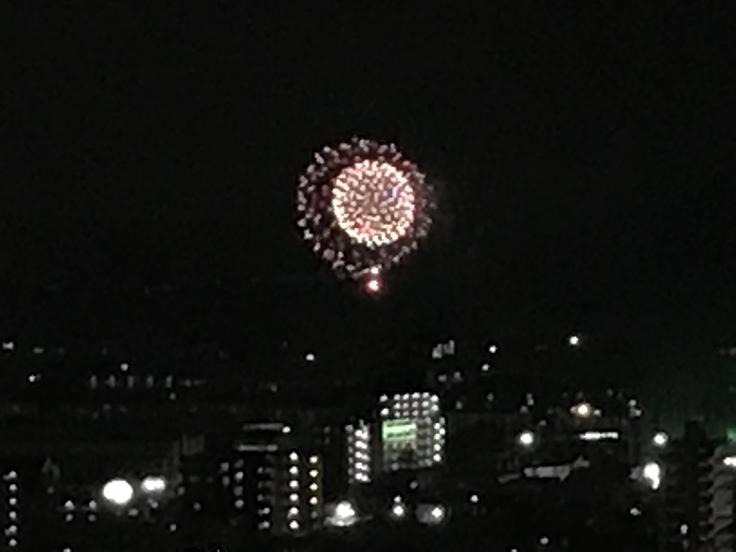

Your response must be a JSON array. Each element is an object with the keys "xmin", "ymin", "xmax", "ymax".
[{"xmin": 382, "ymin": 420, "xmax": 417, "ymax": 444}]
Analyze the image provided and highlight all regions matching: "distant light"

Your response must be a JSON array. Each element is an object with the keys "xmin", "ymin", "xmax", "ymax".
[
  {"xmin": 390, "ymin": 503, "xmax": 406, "ymax": 519},
  {"xmin": 282, "ymin": 426, "xmax": 292, "ymax": 434},
  {"xmin": 517, "ymin": 431, "xmax": 535, "ymax": 447},
  {"xmin": 723, "ymin": 456, "xmax": 736, "ymax": 468},
  {"xmin": 326, "ymin": 500, "xmax": 358, "ymax": 528},
  {"xmin": 102, "ymin": 479, "xmax": 134, "ymax": 506},
  {"xmin": 540, "ymin": 536, "xmax": 550, "ymax": 546},
  {"xmin": 120, "ymin": 362, "xmax": 129, "ymax": 372},
  {"xmin": 643, "ymin": 462, "xmax": 662, "ymax": 490},
  {"xmin": 680, "ymin": 523, "xmax": 689, "ymax": 535},
  {"xmin": 630, "ymin": 507, "xmax": 642, "ymax": 516},
  {"xmin": 417, "ymin": 503, "xmax": 446, "ymax": 525},
  {"xmin": 28, "ymin": 373, "xmax": 39, "ymax": 383},
  {"xmin": 141, "ymin": 476, "xmax": 166, "ymax": 494},
  {"xmin": 305, "ymin": 353, "xmax": 315, "ymax": 362},
  {"xmin": 580, "ymin": 431, "xmax": 620, "ymax": 441},
  {"xmin": 469, "ymin": 494, "xmax": 479, "ymax": 503},
  {"xmin": 571, "ymin": 402, "xmax": 594, "ymax": 418},
  {"xmin": 488, "ymin": 344, "xmax": 498, "ymax": 354},
  {"xmin": 652, "ymin": 432, "xmax": 669, "ymax": 447},
  {"xmin": 568, "ymin": 335, "xmax": 581, "ymax": 347}
]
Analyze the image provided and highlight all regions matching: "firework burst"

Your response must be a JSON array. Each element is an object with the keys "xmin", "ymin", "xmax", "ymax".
[{"xmin": 296, "ymin": 137, "xmax": 432, "ymax": 281}]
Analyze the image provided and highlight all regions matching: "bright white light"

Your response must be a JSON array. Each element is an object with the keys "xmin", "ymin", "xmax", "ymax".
[
  {"xmin": 390, "ymin": 503, "xmax": 406, "ymax": 519},
  {"xmin": 517, "ymin": 430, "xmax": 535, "ymax": 447},
  {"xmin": 335, "ymin": 501, "xmax": 355, "ymax": 519},
  {"xmin": 580, "ymin": 431, "xmax": 619, "ymax": 441},
  {"xmin": 571, "ymin": 402, "xmax": 593, "ymax": 418},
  {"xmin": 723, "ymin": 456, "xmax": 736, "ymax": 468},
  {"xmin": 102, "ymin": 478, "xmax": 135, "ymax": 506},
  {"xmin": 282, "ymin": 426, "xmax": 292, "ymax": 434},
  {"xmin": 653, "ymin": 432, "xmax": 669, "ymax": 447},
  {"xmin": 643, "ymin": 462, "xmax": 662, "ymax": 490},
  {"xmin": 141, "ymin": 476, "xmax": 166, "ymax": 494},
  {"xmin": 326, "ymin": 500, "xmax": 358, "ymax": 528},
  {"xmin": 417, "ymin": 503, "xmax": 446, "ymax": 525},
  {"xmin": 469, "ymin": 494, "xmax": 479, "ymax": 504},
  {"xmin": 305, "ymin": 352, "xmax": 315, "ymax": 362},
  {"xmin": 568, "ymin": 335, "xmax": 581, "ymax": 346},
  {"xmin": 489, "ymin": 344, "xmax": 498, "ymax": 354}
]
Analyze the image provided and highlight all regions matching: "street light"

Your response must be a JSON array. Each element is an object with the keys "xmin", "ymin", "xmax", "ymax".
[
  {"xmin": 390, "ymin": 502, "xmax": 407, "ymax": 520},
  {"xmin": 652, "ymin": 432, "xmax": 669, "ymax": 448},
  {"xmin": 141, "ymin": 476, "xmax": 166, "ymax": 494},
  {"xmin": 571, "ymin": 402, "xmax": 594, "ymax": 419},
  {"xmin": 325, "ymin": 500, "xmax": 358, "ymax": 528},
  {"xmin": 417, "ymin": 504, "xmax": 447, "ymax": 525},
  {"xmin": 643, "ymin": 462, "xmax": 662, "ymax": 490},
  {"xmin": 102, "ymin": 479, "xmax": 135, "ymax": 507},
  {"xmin": 517, "ymin": 430, "xmax": 535, "ymax": 448}
]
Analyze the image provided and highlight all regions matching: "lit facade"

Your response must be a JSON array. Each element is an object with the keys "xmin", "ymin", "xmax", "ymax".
[
  {"xmin": 2, "ymin": 467, "xmax": 20, "ymax": 551},
  {"xmin": 346, "ymin": 421, "xmax": 371, "ymax": 485},
  {"xmin": 378, "ymin": 392, "xmax": 445, "ymax": 471},
  {"xmin": 221, "ymin": 424, "xmax": 323, "ymax": 537},
  {"xmin": 709, "ymin": 444, "xmax": 736, "ymax": 551},
  {"xmin": 270, "ymin": 451, "xmax": 323, "ymax": 536}
]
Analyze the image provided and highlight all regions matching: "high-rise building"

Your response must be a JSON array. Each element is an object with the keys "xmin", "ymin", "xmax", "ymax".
[
  {"xmin": 709, "ymin": 444, "xmax": 736, "ymax": 552},
  {"xmin": 660, "ymin": 421, "xmax": 718, "ymax": 551},
  {"xmin": 378, "ymin": 392, "xmax": 445, "ymax": 472},
  {"xmin": 269, "ymin": 450, "xmax": 323, "ymax": 536},
  {"xmin": 202, "ymin": 422, "xmax": 324, "ymax": 539},
  {"xmin": 346, "ymin": 421, "xmax": 372, "ymax": 485}
]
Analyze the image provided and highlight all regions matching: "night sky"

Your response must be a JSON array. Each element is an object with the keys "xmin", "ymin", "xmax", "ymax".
[{"xmin": 4, "ymin": 4, "xmax": 735, "ymax": 386}]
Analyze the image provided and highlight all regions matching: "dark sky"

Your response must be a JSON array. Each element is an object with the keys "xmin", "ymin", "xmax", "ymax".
[{"xmin": 4, "ymin": 4, "xmax": 735, "ymax": 365}]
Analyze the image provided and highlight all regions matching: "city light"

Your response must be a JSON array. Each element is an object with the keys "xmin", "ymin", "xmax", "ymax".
[
  {"xmin": 325, "ymin": 500, "xmax": 358, "ymax": 528},
  {"xmin": 390, "ymin": 502, "xmax": 407, "ymax": 519},
  {"xmin": 141, "ymin": 476, "xmax": 166, "ymax": 494},
  {"xmin": 580, "ymin": 431, "xmax": 620, "ymax": 441},
  {"xmin": 517, "ymin": 430, "xmax": 536, "ymax": 447},
  {"xmin": 643, "ymin": 462, "xmax": 662, "ymax": 490},
  {"xmin": 102, "ymin": 479, "xmax": 135, "ymax": 506},
  {"xmin": 417, "ymin": 503, "xmax": 447, "ymax": 525},
  {"xmin": 570, "ymin": 402, "xmax": 594, "ymax": 419},
  {"xmin": 652, "ymin": 432, "xmax": 669, "ymax": 447}
]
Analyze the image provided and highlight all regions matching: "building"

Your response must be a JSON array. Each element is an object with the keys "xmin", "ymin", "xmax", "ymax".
[
  {"xmin": 660, "ymin": 421, "xmax": 718, "ymax": 551},
  {"xmin": 346, "ymin": 421, "xmax": 372, "ymax": 485},
  {"xmin": 378, "ymin": 392, "xmax": 445, "ymax": 472},
  {"xmin": 709, "ymin": 444, "xmax": 736, "ymax": 551},
  {"xmin": 194, "ymin": 421, "xmax": 324, "ymax": 539}
]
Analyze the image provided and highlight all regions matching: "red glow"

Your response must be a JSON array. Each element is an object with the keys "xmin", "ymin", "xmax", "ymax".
[{"xmin": 364, "ymin": 277, "xmax": 382, "ymax": 294}]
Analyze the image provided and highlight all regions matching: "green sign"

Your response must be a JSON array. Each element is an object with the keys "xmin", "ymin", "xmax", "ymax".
[{"xmin": 382, "ymin": 420, "xmax": 417, "ymax": 443}]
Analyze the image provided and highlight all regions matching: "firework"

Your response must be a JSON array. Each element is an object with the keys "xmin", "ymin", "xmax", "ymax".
[{"xmin": 296, "ymin": 137, "xmax": 432, "ymax": 280}]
